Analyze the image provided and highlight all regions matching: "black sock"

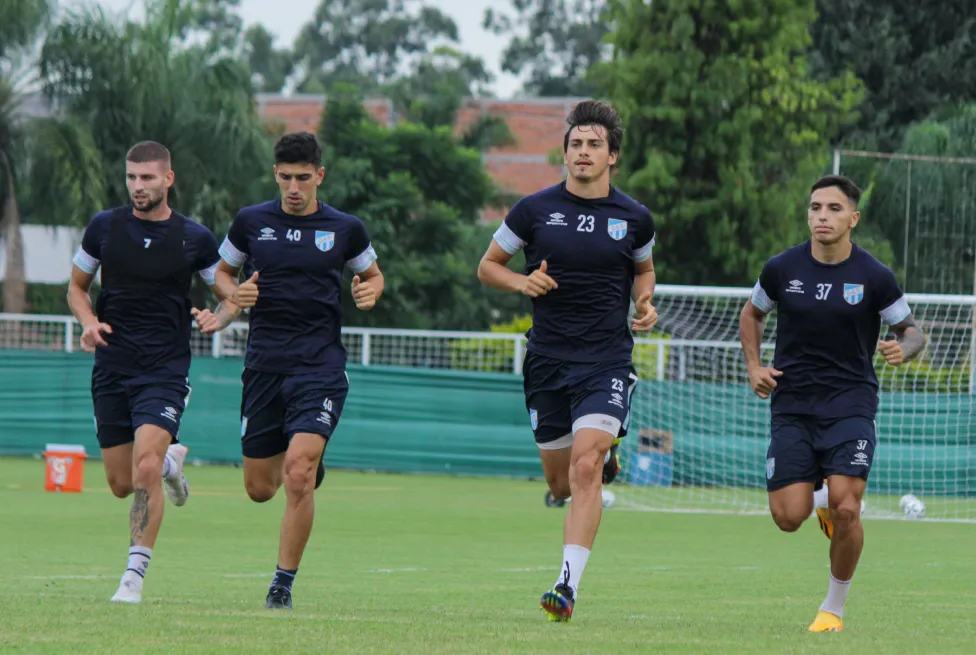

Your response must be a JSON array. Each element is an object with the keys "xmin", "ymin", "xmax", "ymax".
[{"xmin": 272, "ymin": 566, "xmax": 298, "ymax": 591}]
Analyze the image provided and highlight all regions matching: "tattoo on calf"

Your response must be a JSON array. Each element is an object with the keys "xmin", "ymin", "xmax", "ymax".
[{"xmin": 130, "ymin": 488, "xmax": 150, "ymax": 546}]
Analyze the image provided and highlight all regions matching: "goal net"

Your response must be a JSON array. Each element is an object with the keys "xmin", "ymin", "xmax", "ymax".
[{"xmin": 616, "ymin": 285, "xmax": 976, "ymax": 522}]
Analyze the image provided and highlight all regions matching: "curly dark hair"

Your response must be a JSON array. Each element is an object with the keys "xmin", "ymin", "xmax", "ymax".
[
  {"xmin": 274, "ymin": 132, "xmax": 322, "ymax": 167},
  {"xmin": 563, "ymin": 100, "xmax": 623, "ymax": 154}
]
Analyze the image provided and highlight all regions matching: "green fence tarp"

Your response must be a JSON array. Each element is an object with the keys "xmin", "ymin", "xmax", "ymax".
[{"xmin": 1, "ymin": 351, "xmax": 972, "ymax": 494}]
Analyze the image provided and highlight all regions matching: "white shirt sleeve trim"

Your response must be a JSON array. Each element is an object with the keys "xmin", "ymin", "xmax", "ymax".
[
  {"xmin": 493, "ymin": 223, "xmax": 525, "ymax": 255},
  {"xmin": 218, "ymin": 237, "xmax": 247, "ymax": 268},
  {"xmin": 751, "ymin": 280, "xmax": 775, "ymax": 314},
  {"xmin": 346, "ymin": 244, "xmax": 378, "ymax": 274},
  {"xmin": 72, "ymin": 247, "xmax": 100, "ymax": 275},
  {"xmin": 880, "ymin": 296, "xmax": 911, "ymax": 326},
  {"xmin": 633, "ymin": 236, "xmax": 655, "ymax": 263},
  {"xmin": 197, "ymin": 262, "xmax": 218, "ymax": 287}
]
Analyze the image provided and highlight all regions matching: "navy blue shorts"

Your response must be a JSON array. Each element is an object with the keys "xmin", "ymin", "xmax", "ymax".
[
  {"xmin": 240, "ymin": 368, "xmax": 349, "ymax": 459},
  {"xmin": 91, "ymin": 367, "xmax": 191, "ymax": 449},
  {"xmin": 523, "ymin": 351, "xmax": 639, "ymax": 448},
  {"xmin": 765, "ymin": 415, "xmax": 877, "ymax": 492}
]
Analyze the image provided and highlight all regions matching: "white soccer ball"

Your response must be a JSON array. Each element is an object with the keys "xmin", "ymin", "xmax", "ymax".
[
  {"xmin": 601, "ymin": 488, "xmax": 616, "ymax": 509},
  {"xmin": 900, "ymin": 494, "xmax": 926, "ymax": 519},
  {"xmin": 860, "ymin": 497, "xmax": 867, "ymax": 517}
]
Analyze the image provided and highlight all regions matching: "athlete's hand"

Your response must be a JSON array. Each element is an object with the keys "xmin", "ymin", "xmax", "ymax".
[
  {"xmin": 352, "ymin": 275, "xmax": 376, "ymax": 310},
  {"xmin": 80, "ymin": 321, "xmax": 112, "ymax": 353},
  {"xmin": 191, "ymin": 307, "xmax": 219, "ymax": 334},
  {"xmin": 519, "ymin": 260, "xmax": 558, "ymax": 298},
  {"xmin": 232, "ymin": 271, "xmax": 259, "ymax": 308},
  {"xmin": 878, "ymin": 339, "xmax": 904, "ymax": 366},
  {"xmin": 748, "ymin": 366, "xmax": 783, "ymax": 399},
  {"xmin": 632, "ymin": 290, "xmax": 658, "ymax": 332}
]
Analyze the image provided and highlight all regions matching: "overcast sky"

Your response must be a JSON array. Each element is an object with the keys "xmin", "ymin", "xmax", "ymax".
[{"xmin": 72, "ymin": 0, "xmax": 525, "ymax": 97}]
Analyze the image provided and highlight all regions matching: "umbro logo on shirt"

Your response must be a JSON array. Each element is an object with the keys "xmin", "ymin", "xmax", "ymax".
[
  {"xmin": 546, "ymin": 212, "xmax": 567, "ymax": 226},
  {"xmin": 258, "ymin": 227, "xmax": 277, "ymax": 241},
  {"xmin": 786, "ymin": 279, "xmax": 804, "ymax": 294}
]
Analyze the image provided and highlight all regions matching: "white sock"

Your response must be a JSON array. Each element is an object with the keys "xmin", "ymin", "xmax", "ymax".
[
  {"xmin": 814, "ymin": 484, "xmax": 829, "ymax": 509},
  {"xmin": 161, "ymin": 453, "xmax": 174, "ymax": 479},
  {"xmin": 819, "ymin": 574, "xmax": 851, "ymax": 618},
  {"xmin": 555, "ymin": 545, "xmax": 590, "ymax": 597},
  {"xmin": 125, "ymin": 546, "xmax": 152, "ymax": 585}
]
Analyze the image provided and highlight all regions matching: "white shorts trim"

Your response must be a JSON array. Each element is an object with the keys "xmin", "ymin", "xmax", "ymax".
[
  {"xmin": 537, "ymin": 432, "xmax": 573, "ymax": 451},
  {"xmin": 572, "ymin": 414, "xmax": 621, "ymax": 437}
]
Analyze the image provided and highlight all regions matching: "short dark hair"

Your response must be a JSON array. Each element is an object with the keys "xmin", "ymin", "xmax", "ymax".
[
  {"xmin": 126, "ymin": 141, "xmax": 171, "ymax": 166},
  {"xmin": 811, "ymin": 174, "xmax": 862, "ymax": 208},
  {"xmin": 563, "ymin": 100, "xmax": 623, "ymax": 154},
  {"xmin": 274, "ymin": 132, "xmax": 322, "ymax": 167}
]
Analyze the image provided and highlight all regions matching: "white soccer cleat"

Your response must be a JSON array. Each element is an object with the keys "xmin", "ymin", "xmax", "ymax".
[
  {"xmin": 110, "ymin": 577, "xmax": 142, "ymax": 604},
  {"xmin": 163, "ymin": 444, "xmax": 190, "ymax": 507}
]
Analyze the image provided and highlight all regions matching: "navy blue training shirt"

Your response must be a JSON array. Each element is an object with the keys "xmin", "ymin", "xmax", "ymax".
[
  {"xmin": 219, "ymin": 199, "xmax": 377, "ymax": 374},
  {"xmin": 751, "ymin": 241, "xmax": 911, "ymax": 419},
  {"xmin": 493, "ymin": 182, "xmax": 656, "ymax": 363},
  {"xmin": 73, "ymin": 209, "xmax": 220, "ymax": 376}
]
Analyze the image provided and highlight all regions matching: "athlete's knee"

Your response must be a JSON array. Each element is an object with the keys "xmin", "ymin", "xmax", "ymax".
[
  {"xmin": 245, "ymin": 477, "xmax": 278, "ymax": 503},
  {"xmin": 106, "ymin": 475, "xmax": 133, "ymax": 499},
  {"xmin": 770, "ymin": 509, "xmax": 806, "ymax": 533},
  {"xmin": 830, "ymin": 496, "xmax": 862, "ymax": 529},
  {"xmin": 282, "ymin": 453, "xmax": 317, "ymax": 497},
  {"xmin": 569, "ymin": 449, "xmax": 603, "ymax": 486},
  {"xmin": 545, "ymin": 471, "xmax": 571, "ymax": 500},
  {"xmin": 132, "ymin": 451, "xmax": 164, "ymax": 486},
  {"xmin": 769, "ymin": 498, "xmax": 808, "ymax": 532}
]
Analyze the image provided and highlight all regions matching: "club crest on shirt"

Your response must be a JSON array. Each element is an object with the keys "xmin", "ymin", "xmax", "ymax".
[
  {"xmin": 607, "ymin": 218, "xmax": 627, "ymax": 241},
  {"xmin": 843, "ymin": 283, "xmax": 864, "ymax": 305},
  {"xmin": 315, "ymin": 231, "xmax": 335, "ymax": 252}
]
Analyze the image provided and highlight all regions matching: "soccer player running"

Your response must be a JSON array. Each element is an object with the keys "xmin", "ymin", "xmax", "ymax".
[
  {"xmin": 739, "ymin": 175, "xmax": 926, "ymax": 632},
  {"xmin": 67, "ymin": 141, "xmax": 239, "ymax": 603},
  {"xmin": 214, "ymin": 132, "xmax": 384, "ymax": 610},
  {"xmin": 477, "ymin": 100, "xmax": 657, "ymax": 622}
]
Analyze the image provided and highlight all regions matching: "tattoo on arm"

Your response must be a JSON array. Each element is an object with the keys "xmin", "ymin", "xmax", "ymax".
[
  {"xmin": 891, "ymin": 315, "xmax": 926, "ymax": 362},
  {"xmin": 129, "ymin": 488, "xmax": 150, "ymax": 547}
]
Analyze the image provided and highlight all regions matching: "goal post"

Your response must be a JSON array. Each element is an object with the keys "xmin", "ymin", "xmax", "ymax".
[
  {"xmin": 616, "ymin": 284, "xmax": 976, "ymax": 522},
  {"xmin": 831, "ymin": 148, "xmax": 976, "ymax": 297}
]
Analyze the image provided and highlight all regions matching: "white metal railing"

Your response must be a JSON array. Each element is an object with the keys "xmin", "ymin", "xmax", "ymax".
[{"xmin": 1, "ymin": 284, "xmax": 973, "ymax": 384}]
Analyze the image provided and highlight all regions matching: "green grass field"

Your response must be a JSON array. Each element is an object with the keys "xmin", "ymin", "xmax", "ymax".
[{"xmin": 1, "ymin": 457, "xmax": 974, "ymax": 655}]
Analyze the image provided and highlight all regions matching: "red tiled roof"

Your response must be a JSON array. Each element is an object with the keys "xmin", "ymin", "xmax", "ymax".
[{"xmin": 257, "ymin": 94, "xmax": 584, "ymax": 222}]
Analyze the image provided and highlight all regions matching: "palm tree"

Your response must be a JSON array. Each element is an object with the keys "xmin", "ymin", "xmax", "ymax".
[
  {"xmin": 0, "ymin": 0, "xmax": 53, "ymax": 313},
  {"xmin": 39, "ymin": 0, "xmax": 273, "ymax": 236},
  {"xmin": 1, "ymin": 0, "xmax": 107, "ymax": 314}
]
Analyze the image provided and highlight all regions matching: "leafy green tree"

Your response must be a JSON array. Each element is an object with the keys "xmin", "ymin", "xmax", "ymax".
[
  {"xmin": 600, "ymin": 0, "xmax": 863, "ymax": 285},
  {"xmin": 810, "ymin": 0, "xmax": 976, "ymax": 151},
  {"xmin": 292, "ymin": 0, "xmax": 459, "ymax": 95},
  {"xmin": 484, "ymin": 0, "xmax": 609, "ymax": 97},
  {"xmin": 243, "ymin": 24, "xmax": 294, "ymax": 93},
  {"xmin": 39, "ymin": 0, "xmax": 272, "ymax": 229},
  {"xmin": 0, "ymin": 0, "xmax": 100, "ymax": 312},
  {"xmin": 37, "ymin": 0, "xmax": 274, "ymax": 307},
  {"xmin": 861, "ymin": 106, "xmax": 976, "ymax": 293},
  {"xmin": 317, "ymin": 85, "xmax": 526, "ymax": 330}
]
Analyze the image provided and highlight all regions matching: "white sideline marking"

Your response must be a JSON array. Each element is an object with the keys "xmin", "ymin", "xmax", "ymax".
[
  {"xmin": 222, "ymin": 573, "xmax": 270, "ymax": 578},
  {"xmin": 363, "ymin": 567, "xmax": 426, "ymax": 574},
  {"xmin": 500, "ymin": 566, "xmax": 550, "ymax": 572},
  {"xmin": 26, "ymin": 575, "xmax": 106, "ymax": 580}
]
